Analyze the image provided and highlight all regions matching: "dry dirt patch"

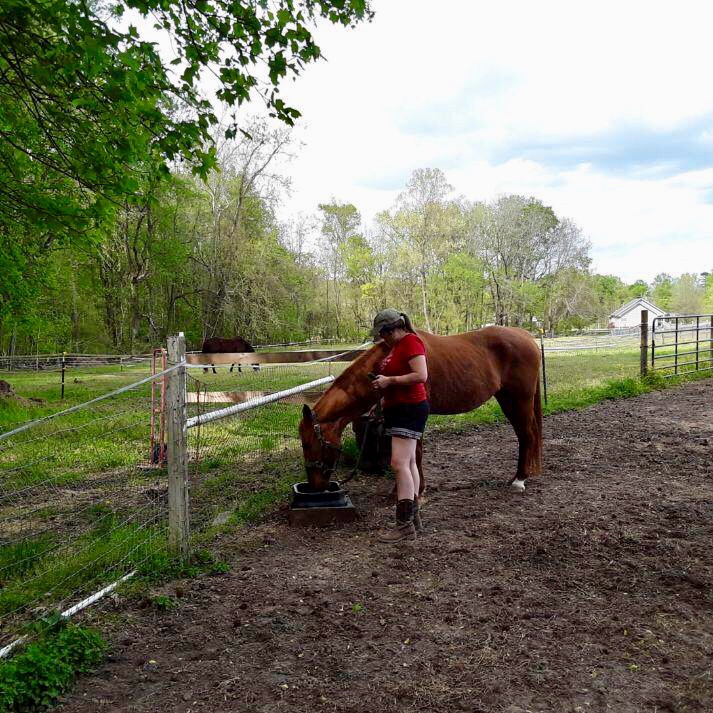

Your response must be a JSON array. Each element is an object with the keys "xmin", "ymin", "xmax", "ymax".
[{"xmin": 60, "ymin": 380, "xmax": 713, "ymax": 713}]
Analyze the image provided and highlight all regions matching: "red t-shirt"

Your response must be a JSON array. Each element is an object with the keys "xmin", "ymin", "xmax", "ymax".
[{"xmin": 378, "ymin": 333, "xmax": 428, "ymax": 408}]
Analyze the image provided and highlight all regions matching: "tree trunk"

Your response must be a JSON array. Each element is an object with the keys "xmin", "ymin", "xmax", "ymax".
[
  {"xmin": 70, "ymin": 273, "xmax": 80, "ymax": 350},
  {"xmin": 129, "ymin": 279, "xmax": 141, "ymax": 351},
  {"xmin": 420, "ymin": 269, "xmax": 432, "ymax": 331}
]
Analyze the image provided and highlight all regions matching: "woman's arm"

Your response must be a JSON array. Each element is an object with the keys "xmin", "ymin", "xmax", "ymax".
[{"xmin": 373, "ymin": 355, "xmax": 427, "ymax": 389}]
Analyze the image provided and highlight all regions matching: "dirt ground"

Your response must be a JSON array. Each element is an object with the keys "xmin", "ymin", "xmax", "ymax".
[{"xmin": 60, "ymin": 380, "xmax": 713, "ymax": 713}]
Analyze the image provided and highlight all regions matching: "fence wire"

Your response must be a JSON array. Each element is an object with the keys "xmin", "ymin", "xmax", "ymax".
[
  {"xmin": 540, "ymin": 332, "xmax": 641, "ymax": 398},
  {"xmin": 0, "ymin": 371, "xmax": 169, "ymax": 654},
  {"xmin": 0, "ymin": 353, "xmax": 153, "ymax": 372},
  {"xmin": 185, "ymin": 361, "xmax": 350, "ymax": 536}
]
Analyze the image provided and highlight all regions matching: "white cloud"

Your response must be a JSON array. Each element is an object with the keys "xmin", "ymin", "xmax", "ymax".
[{"xmin": 268, "ymin": 0, "xmax": 713, "ymax": 282}]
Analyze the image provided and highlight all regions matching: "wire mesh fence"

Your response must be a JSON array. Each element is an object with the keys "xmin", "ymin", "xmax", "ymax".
[
  {"xmin": 0, "ymin": 353, "xmax": 154, "ymax": 372},
  {"xmin": 0, "ymin": 370, "xmax": 171, "ymax": 656},
  {"xmin": 540, "ymin": 331, "xmax": 641, "ymax": 400},
  {"xmin": 184, "ymin": 360, "xmax": 351, "ymax": 538},
  {"xmin": 0, "ymin": 357, "xmax": 155, "ymax": 413}
]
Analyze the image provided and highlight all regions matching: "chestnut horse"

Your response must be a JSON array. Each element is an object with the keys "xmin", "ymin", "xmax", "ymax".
[{"xmin": 299, "ymin": 326, "xmax": 543, "ymax": 494}]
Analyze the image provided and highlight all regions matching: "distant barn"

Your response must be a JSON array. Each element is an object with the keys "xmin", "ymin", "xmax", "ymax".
[{"xmin": 609, "ymin": 297, "xmax": 665, "ymax": 329}]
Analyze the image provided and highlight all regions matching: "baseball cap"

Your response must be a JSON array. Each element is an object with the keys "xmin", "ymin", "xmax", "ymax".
[{"xmin": 371, "ymin": 308, "xmax": 404, "ymax": 338}]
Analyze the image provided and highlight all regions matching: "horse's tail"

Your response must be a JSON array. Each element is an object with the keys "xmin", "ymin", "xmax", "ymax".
[{"xmin": 532, "ymin": 377, "xmax": 544, "ymax": 474}]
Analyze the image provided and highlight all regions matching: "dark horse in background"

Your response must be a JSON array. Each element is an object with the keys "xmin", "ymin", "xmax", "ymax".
[
  {"xmin": 201, "ymin": 336, "xmax": 255, "ymax": 374},
  {"xmin": 299, "ymin": 326, "xmax": 543, "ymax": 495}
]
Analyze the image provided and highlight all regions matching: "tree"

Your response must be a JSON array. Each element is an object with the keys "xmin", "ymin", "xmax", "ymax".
[
  {"xmin": 378, "ymin": 169, "xmax": 459, "ymax": 330},
  {"xmin": 0, "ymin": 0, "xmax": 372, "ymax": 321},
  {"xmin": 467, "ymin": 196, "xmax": 589, "ymax": 329},
  {"xmin": 703, "ymin": 271, "xmax": 713, "ymax": 313},
  {"xmin": 627, "ymin": 280, "xmax": 649, "ymax": 298},
  {"xmin": 671, "ymin": 273, "xmax": 704, "ymax": 314},
  {"xmin": 651, "ymin": 273, "xmax": 673, "ymax": 311},
  {"xmin": 429, "ymin": 252, "xmax": 486, "ymax": 332},
  {"xmin": 339, "ymin": 234, "xmax": 378, "ymax": 330},
  {"xmin": 317, "ymin": 202, "xmax": 362, "ymax": 337}
]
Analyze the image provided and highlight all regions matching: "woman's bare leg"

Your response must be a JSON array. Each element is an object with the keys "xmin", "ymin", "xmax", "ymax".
[{"xmin": 390, "ymin": 436, "xmax": 418, "ymax": 501}]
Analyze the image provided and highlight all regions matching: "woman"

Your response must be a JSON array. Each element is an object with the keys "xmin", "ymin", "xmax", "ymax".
[{"xmin": 371, "ymin": 308, "xmax": 429, "ymax": 543}]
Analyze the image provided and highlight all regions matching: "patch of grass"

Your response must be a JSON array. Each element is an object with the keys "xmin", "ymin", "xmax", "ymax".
[
  {"xmin": 230, "ymin": 476, "xmax": 295, "ymax": 526},
  {"xmin": 0, "ymin": 536, "xmax": 56, "ymax": 581},
  {"xmin": 132, "ymin": 548, "xmax": 229, "ymax": 585},
  {"xmin": 150, "ymin": 594, "xmax": 178, "ymax": 611},
  {"xmin": 430, "ymin": 399, "xmax": 505, "ymax": 433},
  {"xmin": 0, "ymin": 523, "xmax": 166, "ymax": 618},
  {"xmin": 30, "ymin": 506, "xmax": 60, "ymax": 521},
  {"xmin": 0, "ymin": 622, "xmax": 106, "ymax": 712}
]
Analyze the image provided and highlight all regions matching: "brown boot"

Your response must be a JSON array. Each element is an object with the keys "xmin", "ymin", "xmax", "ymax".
[
  {"xmin": 413, "ymin": 495, "xmax": 424, "ymax": 534},
  {"xmin": 378, "ymin": 499, "xmax": 416, "ymax": 543}
]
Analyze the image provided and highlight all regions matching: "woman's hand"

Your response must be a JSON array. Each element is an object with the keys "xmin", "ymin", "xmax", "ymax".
[{"xmin": 372, "ymin": 375, "xmax": 392, "ymax": 390}]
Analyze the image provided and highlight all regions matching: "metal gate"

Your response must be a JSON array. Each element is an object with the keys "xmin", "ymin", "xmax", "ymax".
[{"xmin": 651, "ymin": 314, "xmax": 713, "ymax": 377}]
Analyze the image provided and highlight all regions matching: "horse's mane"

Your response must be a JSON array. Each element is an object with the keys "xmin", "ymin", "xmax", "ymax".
[{"xmin": 330, "ymin": 342, "xmax": 387, "ymax": 390}]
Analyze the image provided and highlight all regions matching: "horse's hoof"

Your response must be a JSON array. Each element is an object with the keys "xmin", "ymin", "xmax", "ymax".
[{"xmin": 510, "ymin": 479, "xmax": 526, "ymax": 493}]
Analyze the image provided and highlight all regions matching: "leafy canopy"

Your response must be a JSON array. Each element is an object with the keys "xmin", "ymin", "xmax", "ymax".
[{"xmin": 0, "ymin": 0, "xmax": 372, "ymax": 236}]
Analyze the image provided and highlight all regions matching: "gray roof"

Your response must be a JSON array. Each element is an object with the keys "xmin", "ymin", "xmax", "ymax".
[{"xmin": 610, "ymin": 297, "xmax": 665, "ymax": 318}]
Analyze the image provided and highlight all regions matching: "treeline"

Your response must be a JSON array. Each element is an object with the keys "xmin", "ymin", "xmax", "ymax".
[
  {"xmin": 2, "ymin": 123, "xmax": 712, "ymax": 355},
  {"xmin": 3, "ymin": 1, "xmax": 710, "ymax": 357}
]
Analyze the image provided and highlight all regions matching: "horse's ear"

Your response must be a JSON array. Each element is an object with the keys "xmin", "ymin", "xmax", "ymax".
[{"xmin": 302, "ymin": 404, "xmax": 313, "ymax": 423}]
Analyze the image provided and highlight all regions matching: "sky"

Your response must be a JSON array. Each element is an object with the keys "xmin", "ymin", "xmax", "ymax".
[{"xmin": 266, "ymin": 0, "xmax": 713, "ymax": 283}]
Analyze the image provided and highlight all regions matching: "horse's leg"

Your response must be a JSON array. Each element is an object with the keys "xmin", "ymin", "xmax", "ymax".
[
  {"xmin": 211, "ymin": 365, "xmax": 217, "ymax": 375},
  {"xmin": 495, "ymin": 389, "xmax": 540, "ymax": 493}
]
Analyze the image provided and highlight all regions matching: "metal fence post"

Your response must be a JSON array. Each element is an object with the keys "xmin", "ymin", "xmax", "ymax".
[
  {"xmin": 166, "ymin": 333, "xmax": 190, "ymax": 558},
  {"xmin": 674, "ymin": 317, "xmax": 679, "ymax": 375},
  {"xmin": 539, "ymin": 330, "xmax": 548, "ymax": 405},
  {"xmin": 640, "ymin": 310, "xmax": 649, "ymax": 378},
  {"xmin": 60, "ymin": 352, "xmax": 66, "ymax": 399}
]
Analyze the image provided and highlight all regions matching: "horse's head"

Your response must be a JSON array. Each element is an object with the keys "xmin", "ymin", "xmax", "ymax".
[{"xmin": 299, "ymin": 405, "xmax": 342, "ymax": 491}]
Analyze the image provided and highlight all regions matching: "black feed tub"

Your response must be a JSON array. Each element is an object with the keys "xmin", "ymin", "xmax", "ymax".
[
  {"xmin": 291, "ymin": 481, "xmax": 348, "ymax": 508},
  {"xmin": 288, "ymin": 481, "xmax": 356, "ymax": 526}
]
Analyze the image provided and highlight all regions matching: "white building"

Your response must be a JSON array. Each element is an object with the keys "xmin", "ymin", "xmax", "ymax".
[{"xmin": 609, "ymin": 297, "xmax": 666, "ymax": 329}]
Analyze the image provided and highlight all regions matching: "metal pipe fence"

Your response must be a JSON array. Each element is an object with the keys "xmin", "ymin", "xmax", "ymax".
[{"xmin": 650, "ymin": 315, "xmax": 713, "ymax": 377}]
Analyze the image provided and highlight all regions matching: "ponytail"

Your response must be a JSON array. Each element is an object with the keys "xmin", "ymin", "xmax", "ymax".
[{"xmin": 400, "ymin": 312, "xmax": 416, "ymax": 334}]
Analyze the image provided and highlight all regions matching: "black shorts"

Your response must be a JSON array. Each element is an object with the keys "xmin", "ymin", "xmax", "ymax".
[{"xmin": 383, "ymin": 401, "xmax": 430, "ymax": 440}]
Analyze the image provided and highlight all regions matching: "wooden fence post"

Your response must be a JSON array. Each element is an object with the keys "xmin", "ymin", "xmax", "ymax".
[
  {"xmin": 640, "ymin": 309, "xmax": 649, "ymax": 378},
  {"xmin": 166, "ymin": 333, "xmax": 190, "ymax": 558}
]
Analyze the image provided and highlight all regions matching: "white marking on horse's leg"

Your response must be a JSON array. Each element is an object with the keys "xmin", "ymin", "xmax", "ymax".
[{"xmin": 511, "ymin": 478, "xmax": 526, "ymax": 493}]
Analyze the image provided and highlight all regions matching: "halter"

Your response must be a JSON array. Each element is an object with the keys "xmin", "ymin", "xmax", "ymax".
[{"xmin": 304, "ymin": 409, "xmax": 343, "ymax": 478}]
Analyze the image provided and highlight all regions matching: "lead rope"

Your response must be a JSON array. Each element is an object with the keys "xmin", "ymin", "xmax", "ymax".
[
  {"xmin": 340, "ymin": 417, "xmax": 371, "ymax": 485},
  {"xmin": 341, "ymin": 401, "xmax": 383, "ymax": 485}
]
